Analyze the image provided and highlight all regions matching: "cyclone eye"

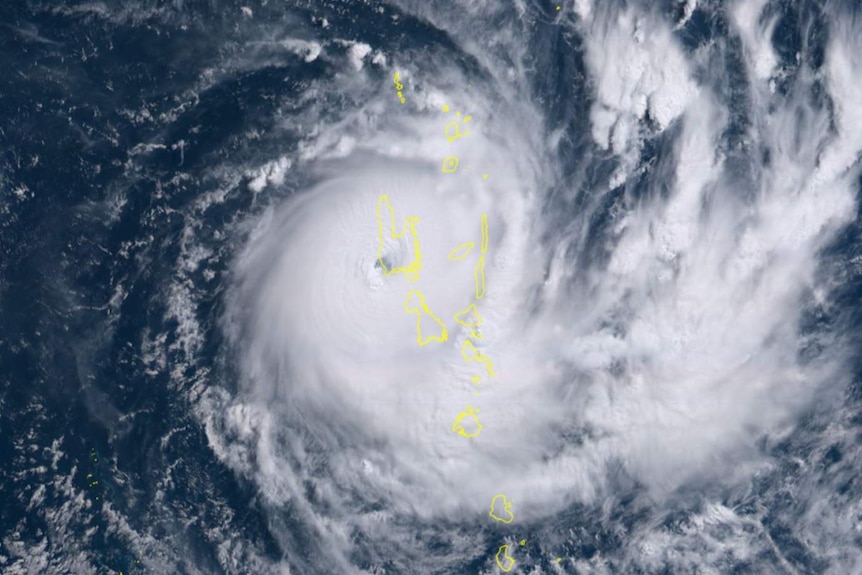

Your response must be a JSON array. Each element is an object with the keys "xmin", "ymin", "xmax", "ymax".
[
  {"xmin": 375, "ymin": 242, "xmax": 403, "ymax": 273},
  {"xmin": 375, "ymin": 254, "xmax": 393, "ymax": 271}
]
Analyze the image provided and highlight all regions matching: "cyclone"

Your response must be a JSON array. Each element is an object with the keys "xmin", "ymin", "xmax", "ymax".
[
  {"xmin": 206, "ymin": 1, "xmax": 862, "ymax": 571},
  {"xmin": 4, "ymin": 0, "xmax": 862, "ymax": 574},
  {"xmin": 215, "ymin": 70, "xmax": 563, "ymax": 568}
]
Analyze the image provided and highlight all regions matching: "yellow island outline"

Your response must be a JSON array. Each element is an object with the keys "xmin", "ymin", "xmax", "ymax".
[
  {"xmin": 404, "ymin": 290, "xmax": 448, "ymax": 346},
  {"xmin": 446, "ymin": 215, "xmax": 489, "ymax": 299},
  {"xmin": 448, "ymin": 241, "xmax": 475, "ymax": 261},
  {"xmin": 461, "ymin": 339, "xmax": 495, "ymax": 377},
  {"xmin": 451, "ymin": 404, "xmax": 482, "ymax": 438},
  {"xmin": 495, "ymin": 544, "xmax": 515, "ymax": 572},
  {"xmin": 489, "ymin": 494, "xmax": 515, "ymax": 524},
  {"xmin": 454, "ymin": 303, "xmax": 483, "ymax": 340},
  {"xmin": 376, "ymin": 194, "xmax": 422, "ymax": 282},
  {"xmin": 474, "ymin": 213, "xmax": 488, "ymax": 299}
]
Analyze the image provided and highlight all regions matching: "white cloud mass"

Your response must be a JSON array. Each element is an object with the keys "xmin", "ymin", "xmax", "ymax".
[{"xmin": 197, "ymin": 0, "xmax": 862, "ymax": 571}]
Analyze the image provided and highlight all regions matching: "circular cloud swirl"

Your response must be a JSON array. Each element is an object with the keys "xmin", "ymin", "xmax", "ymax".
[
  {"xmin": 211, "ymin": 2, "xmax": 862, "ymax": 570},
  {"xmin": 222, "ymin": 99, "xmax": 565, "ymax": 528}
]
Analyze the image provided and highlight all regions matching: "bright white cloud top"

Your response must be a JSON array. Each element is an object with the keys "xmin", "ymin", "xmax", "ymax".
[{"xmin": 193, "ymin": 1, "xmax": 862, "ymax": 572}]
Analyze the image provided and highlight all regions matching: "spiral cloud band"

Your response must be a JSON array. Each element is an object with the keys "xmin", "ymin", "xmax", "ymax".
[
  {"xmin": 199, "ymin": 1, "xmax": 862, "ymax": 571},
  {"xmin": 221, "ymin": 94, "xmax": 562, "ymax": 516}
]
